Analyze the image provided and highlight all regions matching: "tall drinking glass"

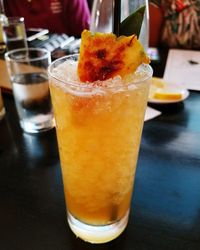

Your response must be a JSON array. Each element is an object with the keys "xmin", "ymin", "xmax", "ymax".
[
  {"xmin": 48, "ymin": 54, "xmax": 152, "ymax": 244},
  {"xmin": 90, "ymin": 0, "xmax": 149, "ymax": 50}
]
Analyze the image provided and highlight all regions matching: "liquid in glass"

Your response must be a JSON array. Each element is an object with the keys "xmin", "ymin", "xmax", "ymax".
[{"xmin": 48, "ymin": 54, "xmax": 152, "ymax": 243}]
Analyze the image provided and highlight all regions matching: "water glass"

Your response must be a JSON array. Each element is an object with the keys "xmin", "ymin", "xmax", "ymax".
[
  {"xmin": 2, "ymin": 17, "xmax": 28, "ymax": 51},
  {"xmin": 0, "ymin": 0, "xmax": 6, "ymax": 53},
  {"xmin": 5, "ymin": 48, "xmax": 54, "ymax": 133}
]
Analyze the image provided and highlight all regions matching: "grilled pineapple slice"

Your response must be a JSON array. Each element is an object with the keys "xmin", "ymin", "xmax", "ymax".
[{"xmin": 78, "ymin": 30, "xmax": 150, "ymax": 82}]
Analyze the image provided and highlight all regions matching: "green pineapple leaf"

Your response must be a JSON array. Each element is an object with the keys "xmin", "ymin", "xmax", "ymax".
[{"xmin": 119, "ymin": 5, "xmax": 146, "ymax": 37}]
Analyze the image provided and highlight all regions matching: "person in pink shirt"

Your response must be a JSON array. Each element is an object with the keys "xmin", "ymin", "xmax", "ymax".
[{"xmin": 4, "ymin": 0, "xmax": 91, "ymax": 37}]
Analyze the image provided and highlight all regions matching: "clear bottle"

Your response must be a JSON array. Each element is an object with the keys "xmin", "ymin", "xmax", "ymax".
[
  {"xmin": 90, "ymin": 0, "xmax": 149, "ymax": 51},
  {"xmin": 0, "ymin": 0, "xmax": 7, "ymax": 54}
]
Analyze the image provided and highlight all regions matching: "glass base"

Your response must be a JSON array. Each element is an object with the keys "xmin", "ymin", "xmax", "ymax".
[
  {"xmin": 20, "ymin": 114, "xmax": 55, "ymax": 133},
  {"xmin": 67, "ymin": 211, "xmax": 129, "ymax": 244},
  {"xmin": 0, "ymin": 107, "xmax": 6, "ymax": 121}
]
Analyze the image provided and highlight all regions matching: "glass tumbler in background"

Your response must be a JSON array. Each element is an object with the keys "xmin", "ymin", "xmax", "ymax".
[
  {"xmin": 0, "ymin": 88, "xmax": 5, "ymax": 120},
  {"xmin": 48, "ymin": 54, "xmax": 152, "ymax": 243},
  {"xmin": 2, "ymin": 17, "xmax": 28, "ymax": 51},
  {"xmin": 90, "ymin": 0, "xmax": 149, "ymax": 50},
  {"xmin": 0, "ymin": 0, "xmax": 7, "ymax": 54},
  {"xmin": 5, "ymin": 48, "xmax": 54, "ymax": 133}
]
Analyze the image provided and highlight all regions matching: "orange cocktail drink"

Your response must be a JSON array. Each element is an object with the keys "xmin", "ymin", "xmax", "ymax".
[{"xmin": 48, "ymin": 54, "xmax": 152, "ymax": 243}]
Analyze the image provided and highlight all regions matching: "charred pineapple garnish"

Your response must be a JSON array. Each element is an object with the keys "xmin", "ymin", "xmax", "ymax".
[{"xmin": 78, "ymin": 30, "xmax": 150, "ymax": 83}]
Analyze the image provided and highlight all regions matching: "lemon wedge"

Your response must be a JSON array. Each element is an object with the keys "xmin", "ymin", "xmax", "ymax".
[
  {"xmin": 149, "ymin": 77, "xmax": 166, "ymax": 99},
  {"xmin": 153, "ymin": 89, "xmax": 183, "ymax": 100},
  {"xmin": 149, "ymin": 77, "xmax": 183, "ymax": 101},
  {"xmin": 151, "ymin": 77, "xmax": 166, "ymax": 88}
]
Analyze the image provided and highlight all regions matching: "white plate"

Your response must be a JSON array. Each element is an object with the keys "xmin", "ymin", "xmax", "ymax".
[{"xmin": 148, "ymin": 87, "xmax": 190, "ymax": 104}]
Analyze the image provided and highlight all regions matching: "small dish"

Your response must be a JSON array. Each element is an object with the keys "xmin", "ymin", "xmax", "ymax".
[{"xmin": 148, "ymin": 77, "xmax": 190, "ymax": 104}]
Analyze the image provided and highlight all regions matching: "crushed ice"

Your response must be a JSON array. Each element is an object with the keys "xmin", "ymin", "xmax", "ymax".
[{"xmin": 52, "ymin": 60, "xmax": 150, "ymax": 92}]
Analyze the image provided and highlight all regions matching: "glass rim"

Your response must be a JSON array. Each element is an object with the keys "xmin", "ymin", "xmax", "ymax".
[
  {"xmin": 4, "ymin": 47, "xmax": 51, "ymax": 63},
  {"xmin": 3, "ymin": 16, "xmax": 24, "ymax": 25},
  {"xmin": 48, "ymin": 54, "xmax": 153, "ymax": 90}
]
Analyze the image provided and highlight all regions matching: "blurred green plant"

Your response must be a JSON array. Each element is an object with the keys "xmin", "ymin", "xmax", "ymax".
[{"xmin": 119, "ymin": 5, "xmax": 146, "ymax": 37}]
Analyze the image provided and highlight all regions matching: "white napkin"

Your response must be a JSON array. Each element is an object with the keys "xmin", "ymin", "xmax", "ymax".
[
  {"xmin": 164, "ymin": 49, "xmax": 200, "ymax": 91},
  {"xmin": 144, "ymin": 106, "xmax": 161, "ymax": 121}
]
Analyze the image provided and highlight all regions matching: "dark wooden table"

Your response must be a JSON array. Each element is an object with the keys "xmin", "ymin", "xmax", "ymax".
[{"xmin": 1, "ymin": 50, "xmax": 200, "ymax": 250}]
